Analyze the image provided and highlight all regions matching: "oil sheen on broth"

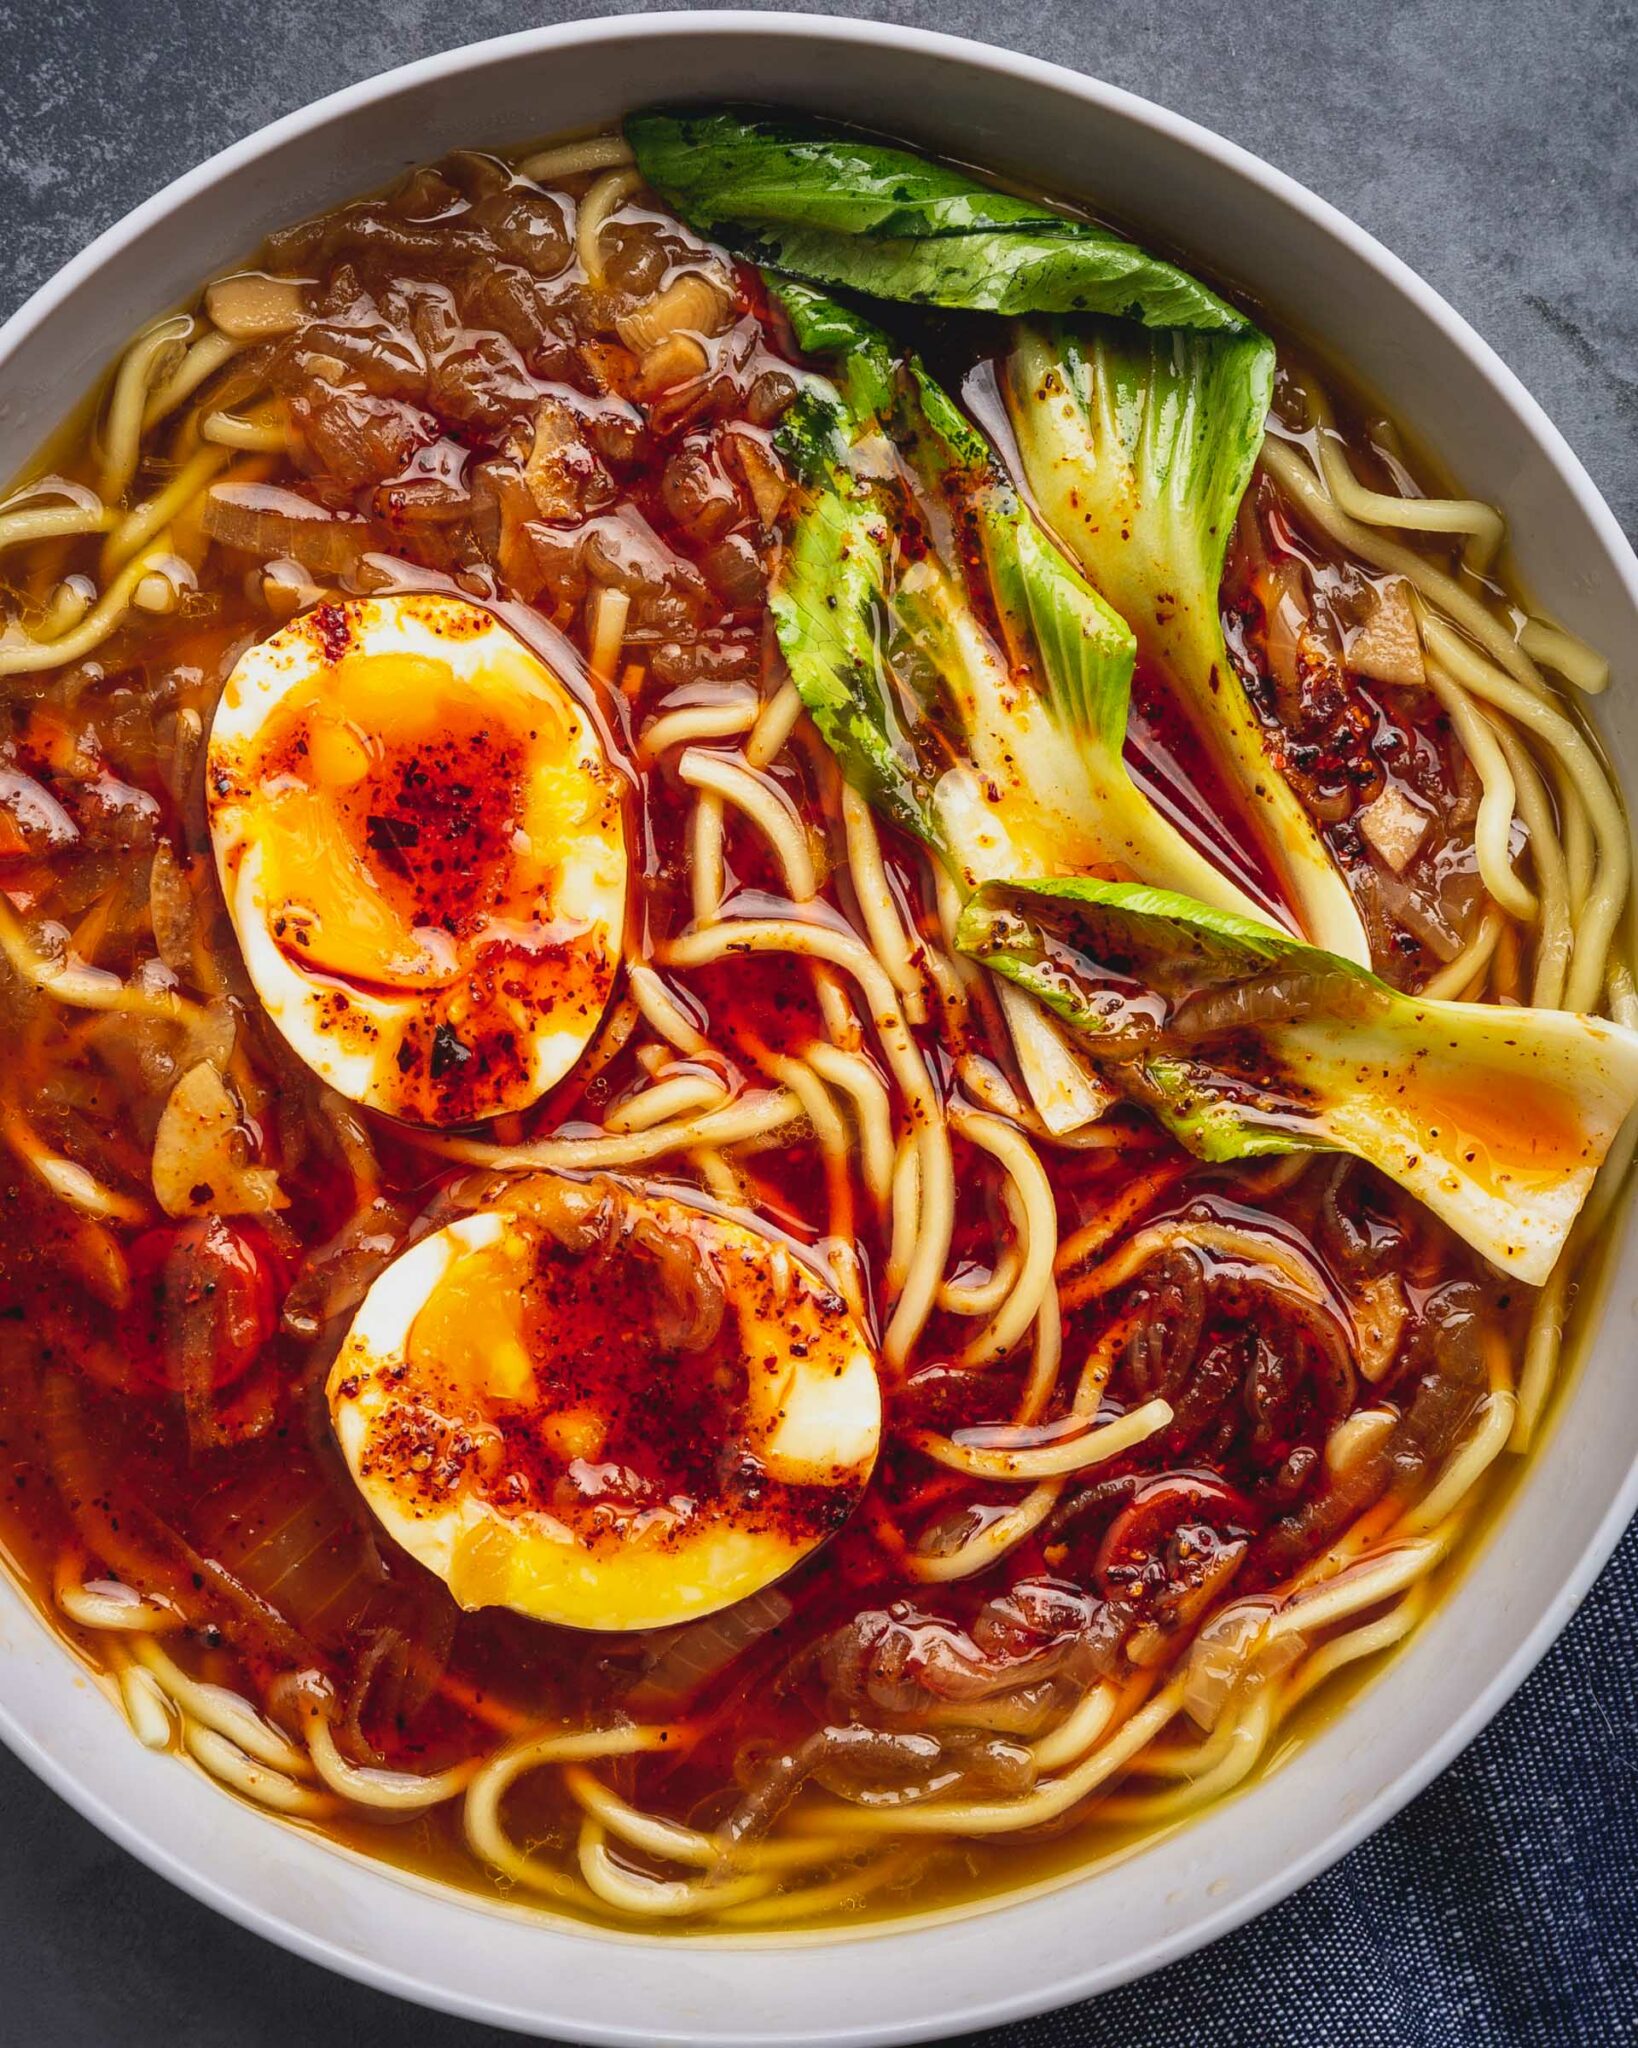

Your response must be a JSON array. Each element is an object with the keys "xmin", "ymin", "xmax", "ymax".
[{"xmin": 0, "ymin": 113, "xmax": 1631, "ymax": 1934}]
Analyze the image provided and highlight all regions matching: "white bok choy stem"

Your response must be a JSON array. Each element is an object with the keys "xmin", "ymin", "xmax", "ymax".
[
  {"xmin": 957, "ymin": 875, "xmax": 1638, "ymax": 1285},
  {"xmin": 768, "ymin": 284, "xmax": 1277, "ymax": 1132},
  {"xmin": 1005, "ymin": 321, "xmax": 1371, "ymax": 965}
]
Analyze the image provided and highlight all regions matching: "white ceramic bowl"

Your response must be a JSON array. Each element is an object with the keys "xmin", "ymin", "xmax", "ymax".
[{"xmin": 2, "ymin": 14, "xmax": 1634, "ymax": 2044}]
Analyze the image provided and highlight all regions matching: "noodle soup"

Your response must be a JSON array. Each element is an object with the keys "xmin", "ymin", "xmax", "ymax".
[{"xmin": 0, "ymin": 111, "xmax": 1630, "ymax": 1933}]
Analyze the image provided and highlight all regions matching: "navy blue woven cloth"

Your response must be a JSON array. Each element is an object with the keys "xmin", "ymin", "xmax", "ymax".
[{"xmin": 1, "ymin": 2, "xmax": 1635, "ymax": 2044}]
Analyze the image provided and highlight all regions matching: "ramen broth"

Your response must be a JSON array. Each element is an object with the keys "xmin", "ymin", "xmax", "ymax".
[{"xmin": 0, "ymin": 121, "xmax": 1627, "ymax": 1932}]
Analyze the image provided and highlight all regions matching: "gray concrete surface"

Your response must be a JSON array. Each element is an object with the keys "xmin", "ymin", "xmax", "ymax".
[{"xmin": 0, "ymin": 4, "xmax": 1633, "ymax": 2044}]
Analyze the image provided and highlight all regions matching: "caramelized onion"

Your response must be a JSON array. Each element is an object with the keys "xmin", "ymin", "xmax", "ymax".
[
  {"xmin": 291, "ymin": 389, "xmax": 438, "ymax": 489},
  {"xmin": 39, "ymin": 1369, "xmax": 316, "ymax": 1667},
  {"xmin": 635, "ymin": 333, "xmax": 709, "ymax": 398},
  {"xmin": 193, "ymin": 1456, "xmax": 383, "ymax": 1646},
  {"xmin": 1371, "ymin": 864, "xmax": 1462, "ymax": 961},
  {"xmin": 203, "ymin": 482, "xmax": 371, "ymax": 573},
  {"xmin": 616, "ymin": 270, "xmax": 732, "ymax": 356},
  {"xmin": 1171, "ymin": 965, "xmax": 1372, "ymax": 1039},
  {"xmin": 1351, "ymin": 1273, "xmax": 1409, "ymax": 1382},
  {"xmin": 499, "ymin": 1174, "xmax": 726, "ymax": 1354},
  {"xmin": 463, "ymin": 189, "xmax": 572, "ymax": 277},
  {"xmin": 1316, "ymin": 1159, "xmax": 1405, "ymax": 1277},
  {"xmin": 724, "ymin": 1723, "xmax": 1034, "ymax": 1847},
  {"xmin": 157, "ymin": 1218, "xmax": 276, "ymax": 1453},
  {"xmin": 0, "ymin": 769, "xmax": 78, "ymax": 856},
  {"xmin": 625, "ymin": 1586, "xmax": 793, "ymax": 1713},
  {"xmin": 335, "ymin": 1584, "xmax": 456, "ymax": 1758},
  {"xmin": 147, "ymin": 840, "xmax": 198, "ymax": 977},
  {"xmin": 812, "ymin": 1726, "xmax": 1033, "ymax": 1806},
  {"xmin": 1253, "ymin": 1282, "xmax": 1486, "ymax": 1578},
  {"xmin": 280, "ymin": 1196, "xmax": 411, "ymax": 1339},
  {"xmin": 818, "ymin": 1585, "xmax": 1118, "ymax": 1723},
  {"xmin": 698, "ymin": 533, "xmax": 767, "ymax": 612},
  {"xmin": 725, "ymin": 431, "xmax": 787, "ymax": 529},
  {"xmin": 523, "ymin": 397, "xmax": 615, "ymax": 524},
  {"xmin": 1125, "ymin": 1248, "xmax": 1206, "ymax": 1399},
  {"xmin": 658, "ymin": 440, "xmax": 741, "ymax": 543}
]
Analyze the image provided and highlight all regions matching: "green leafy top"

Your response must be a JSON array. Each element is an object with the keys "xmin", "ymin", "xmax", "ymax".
[
  {"xmin": 765, "ymin": 287, "xmax": 1269, "ymax": 918},
  {"xmin": 767, "ymin": 444, "xmax": 936, "ymax": 849},
  {"xmin": 767, "ymin": 278, "xmax": 897, "ymax": 450},
  {"xmin": 956, "ymin": 875, "xmax": 1638, "ymax": 1283},
  {"xmin": 626, "ymin": 107, "xmax": 1250, "ymax": 333}
]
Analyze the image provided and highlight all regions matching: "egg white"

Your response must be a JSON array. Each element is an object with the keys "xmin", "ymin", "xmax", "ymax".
[
  {"xmin": 207, "ymin": 591, "xmax": 626, "ymax": 1125},
  {"xmin": 327, "ymin": 1187, "xmax": 882, "ymax": 1631}
]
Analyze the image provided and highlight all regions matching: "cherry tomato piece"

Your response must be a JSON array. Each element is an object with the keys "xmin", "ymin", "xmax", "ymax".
[{"xmin": 123, "ymin": 1217, "xmax": 278, "ymax": 1394}]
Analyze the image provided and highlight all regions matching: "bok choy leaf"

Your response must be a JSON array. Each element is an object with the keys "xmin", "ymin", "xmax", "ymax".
[
  {"xmin": 1005, "ymin": 321, "xmax": 1372, "ymax": 965},
  {"xmin": 625, "ymin": 108, "xmax": 1250, "ymax": 333},
  {"xmin": 766, "ymin": 285, "xmax": 1275, "ymax": 1130},
  {"xmin": 956, "ymin": 875, "xmax": 1638, "ymax": 1284},
  {"xmin": 768, "ymin": 284, "xmax": 1269, "ymax": 918}
]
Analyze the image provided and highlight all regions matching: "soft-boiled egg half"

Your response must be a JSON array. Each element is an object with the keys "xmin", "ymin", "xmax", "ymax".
[
  {"xmin": 207, "ymin": 592, "xmax": 626, "ymax": 1125},
  {"xmin": 327, "ymin": 1175, "xmax": 881, "ymax": 1630}
]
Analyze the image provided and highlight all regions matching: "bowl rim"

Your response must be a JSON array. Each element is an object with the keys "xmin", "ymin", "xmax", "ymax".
[{"xmin": 1, "ymin": 11, "xmax": 1635, "ymax": 2042}]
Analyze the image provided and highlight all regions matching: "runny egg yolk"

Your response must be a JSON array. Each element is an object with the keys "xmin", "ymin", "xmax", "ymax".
[
  {"xmin": 327, "ymin": 1176, "xmax": 882, "ymax": 1631},
  {"xmin": 207, "ymin": 593, "xmax": 626, "ymax": 1125}
]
